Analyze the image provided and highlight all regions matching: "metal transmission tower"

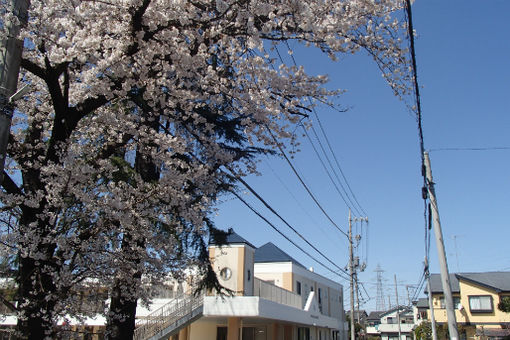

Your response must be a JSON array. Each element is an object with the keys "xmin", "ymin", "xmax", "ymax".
[{"xmin": 375, "ymin": 264, "xmax": 386, "ymax": 311}]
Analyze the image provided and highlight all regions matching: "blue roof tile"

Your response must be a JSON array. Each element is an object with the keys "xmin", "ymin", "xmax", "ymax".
[{"xmin": 254, "ymin": 242, "xmax": 305, "ymax": 267}]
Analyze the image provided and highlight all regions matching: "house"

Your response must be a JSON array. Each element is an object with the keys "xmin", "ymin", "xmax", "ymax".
[
  {"xmin": 413, "ymin": 298, "xmax": 429, "ymax": 324},
  {"xmin": 0, "ymin": 229, "xmax": 349, "ymax": 340},
  {"xmin": 346, "ymin": 310, "xmax": 368, "ymax": 325},
  {"xmin": 365, "ymin": 307, "xmax": 415, "ymax": 340},
  {"xmin": 135, "ymin": 228, "xmax": 348, "ymax": 340},
  {"xmin": 425, "ymin": 272, "xmax": 510, "ymax": 339}
]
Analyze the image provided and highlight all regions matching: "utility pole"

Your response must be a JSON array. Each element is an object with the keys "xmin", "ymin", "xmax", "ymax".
[
  {"xmin": 349, "ymin": 209, "xmax": 355, "ymax": 340},
  {"xmin": 0, "ymin": 0, "xmax": 30, "ymax": 182},
  {"xmin": 424, "ymin": 151, "xmax": 459, "ymax": 340},
  {"xmin": 425, "ymin": 263, "xmax": 438, "ymax": 340},
  {"xmin": 355, "ymin": 273, "xmax": 360, "ymax": 324},
  {"xmin": 406, "ymin": 285, "xmax": 411, "ymax": 306},
  {"xmin": 394, "ymin": 275, "xmax": 402, "ymax": 340}
]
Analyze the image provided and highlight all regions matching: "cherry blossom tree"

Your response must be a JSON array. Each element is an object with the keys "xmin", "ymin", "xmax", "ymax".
[{"xmin": 0, "ymin": 0, "xmax": 411, "ymax": 339}]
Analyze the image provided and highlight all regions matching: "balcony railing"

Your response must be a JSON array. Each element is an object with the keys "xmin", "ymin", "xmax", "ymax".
[{"xmin": 253, "ymin": 278, "xmax": 302, "ymax": 309}]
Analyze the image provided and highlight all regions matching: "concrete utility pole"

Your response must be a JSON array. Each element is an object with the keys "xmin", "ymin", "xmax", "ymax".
[
  {"xmin": 355, "ymin": 273, "xmax": 360, "ymax": 324},
  {"xmin": 349, "ymin": 209, "xmax": 355, "ymax": 340},
  {"xmin": 394, "ymin": 275, "xmax": 402, "ymax": 340},
  {"xmin": 0, "ymin": 0, "xmax": 30, "ymax": 182},
  {"xmin": 425, "ymin": 266, "xmax": 439, "ymax": 340},
  {"xmin": 424, "ymin": 151, "xmax": 459, "ymax": 340}
]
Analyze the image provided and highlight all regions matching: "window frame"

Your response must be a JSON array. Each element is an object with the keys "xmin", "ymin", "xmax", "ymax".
[
  {"xmin": 468, "ymin": 295, "xmax": 493, "ymax": 313},
  {"xmin": 439, "ymin": 296, "xmax": 461, "ymax": 309}
]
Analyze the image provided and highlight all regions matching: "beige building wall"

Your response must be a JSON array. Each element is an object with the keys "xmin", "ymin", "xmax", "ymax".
[
  {"xmin": 431, "ymin": 279, "xmax": 510, "ymax": 329},
  {"xmin": 209, "ymin": 245, "xmax": 249, "ymax": 295},
  {"xmin": 255, "ymin": 267, "xmax": 343, "ymax": 319},
  {"xmin": 190, "ymin": 319, "xmax": 219, "ymax": 340}
]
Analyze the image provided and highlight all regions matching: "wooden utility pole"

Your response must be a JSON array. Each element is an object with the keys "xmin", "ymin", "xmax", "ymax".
[
  {"xmin": 349, "ymin": 209, "xmax": 355, "ymax": 340},
  {"xmin": 0, "ymin": 0, "xmax": 30, "ymax": 182},
  {"xmin": 394, "ymin": 275, "xmax": 402, "ymax": 340},
  {"xmin": 424, "ymin": 151, "xmax": 459, "ymax": 340}
]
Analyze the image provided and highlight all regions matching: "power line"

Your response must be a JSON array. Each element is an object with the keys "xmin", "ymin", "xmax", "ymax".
[
  {"xmin": 262, "ymin": 156, "xmax": 341, "ymax": 250},
  {"xmin": 230, "ymin": 190, "xmax": 349, "ymax": 281},
  {"xmin": 275, "ymin": 42, "xmax": 368, "ymax": 217},
  {"xmin": 225, "ymin": 166, "xmax": 350, "ymax": 277},
  {"xmin": 301, "ymin": 123, "xmax": 361, "ymax": 216},
  {"xmin": 266, "ymin": 129, "xmax": 349, "ymax": 238},
  {"xmin": 308, "ymin": 109, "xmax": 368, "ymax": 216},
  {"xmin": 429, "ymin": 146, "xmax": 510, "ymax": 152}
]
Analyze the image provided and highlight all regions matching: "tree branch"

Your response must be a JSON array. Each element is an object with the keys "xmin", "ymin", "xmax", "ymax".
[
  {"xmin": 1, "ymin": 171, "xmax": 23, "ymax": 196},
  {"xmin": 20, "ymin": 58, "xmax": 46, "ymax": 79}
]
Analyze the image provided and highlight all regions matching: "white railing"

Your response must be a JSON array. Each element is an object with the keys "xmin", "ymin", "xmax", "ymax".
[
  {"xmin": 253, "ymin": 278, "xmax": 302, "ymax": 309},
  {"xmin": 133, "ymin": 290, "xmax": 204, "ymax": 340}
]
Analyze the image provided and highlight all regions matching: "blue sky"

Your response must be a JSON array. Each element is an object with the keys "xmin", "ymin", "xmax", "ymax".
[{"xmin": 213, "ymin": 0, "xmax": 510, "ymax": 312}]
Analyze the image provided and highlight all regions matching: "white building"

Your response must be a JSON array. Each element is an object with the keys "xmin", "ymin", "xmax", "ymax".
[
  {"xmin": 134, "ymin": 228, "xmax": 348, "ymax": 340},
  {"xmin": 365, "ymin": 306, "xmax": 416, "ymax": 340},
  {"xmin": 0, "ymin": 229, "xmax": 347, "ymax": 340}
]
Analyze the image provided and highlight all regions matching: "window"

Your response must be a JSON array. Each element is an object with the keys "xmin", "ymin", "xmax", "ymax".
[
  {"xmin": 242, "ymin": 327, "xmax": 255, "ymax": 340},
  {"xmin": 469, "ymin": 295, "xmax": 493, "ymax": 313},
  {"xmin": 318, "ymin": 288, "xmax": 322, "ymax": 304},
  {"xmin": 247, "ymin": 269, "xmax": 251, "ymax": 281},
  {"xmin": 439, "ymin": 296, "xmax": 461, "ymax": 309},
  {"xmin": 217, "ymin": 327, "xmax": 227, "ymax": 340},
  {"xmin": 220, "ymin": 267, "xmax": 232, "ymax": 281},
  {"xmin": 297, "ymin": 281, "xmax": 302, "ymax": 295},
  {"xmin": 298, "ymin": 327, "xmax": 310, "ymax": 340}
]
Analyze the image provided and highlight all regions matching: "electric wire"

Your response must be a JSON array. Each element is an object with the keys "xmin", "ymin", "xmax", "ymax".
[
  {"xmin": 230, "ymin": 190, "xmax": 350, "ymax": 281},
  {"xmin": 262, "ymin": 156, "xmax": 341, "ymax": 250},
  {"xmin": 429, "ymin": 146, "xmax": 510, "ymax": 152},
  {"xmin": 283, "ymin": 40, "xmax": 368, "ymax": 217},
  {"xmin": 225, "ymin": 165, "xmax": 350, "ymax": 277},
  {"xmin": 266, "ymin": 129, "xmax": 349, "ymax": 238},
  {"xmin": 273, "ymin": 43, "xmax": 368, "ymax": 218},
  {"xmin": 403, "ymin": 0, "xmax": 436, "ymax": 305},
  {"xmin": 301, "ymin": 123, "xmax": 360, "ymax": 216}
]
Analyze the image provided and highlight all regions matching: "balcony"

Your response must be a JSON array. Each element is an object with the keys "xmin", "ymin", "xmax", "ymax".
[{"xmin": 253, "ymin": 278, "xmax": 302, "ymax": 309}]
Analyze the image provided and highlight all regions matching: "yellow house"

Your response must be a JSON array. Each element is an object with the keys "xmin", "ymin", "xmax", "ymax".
[{"xmin": 426, "ymin": 272, "xmax": 510, "ymax": 339}]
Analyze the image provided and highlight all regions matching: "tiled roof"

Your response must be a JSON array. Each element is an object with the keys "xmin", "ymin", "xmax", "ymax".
[
  {"xmin": 254, "ymin": 242, "xmax": 305, "ymax": 267},
  {"xmin": 426, "ymin": 273, "xmax": 460, "ymax": 294},
  {"xmin": 209, "ymin": 228, "xmax": 256, "ymax": 249},
  {"xmin": 415, "ymin": 298, "xmax": 429, "ymax": 308},
  {"xmin": 457, "ymin": 272, "xmax": 510, "ymax": 292},
  {"xmin": 426, "ymin": 272, "xmax": 510, "ymax": 294},
  {"xmin": 367, "ymin": 311, "xmax": 384, "ymax": 321}
]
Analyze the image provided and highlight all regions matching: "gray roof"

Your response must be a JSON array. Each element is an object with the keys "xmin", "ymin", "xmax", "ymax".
[
  {"xmin": 209, "ymin": 228, "xmax": 256, "ymax": 249},
  {"xmin": 457, "ymin": 272, "xmax": 510, "ymax": 292},
  {"xmin": 426, "ymin": 273, "xmax": 460, "ymax": 294},
  {"xmin": 367, "ymin": 311, "xmax": 384, "ymax": 321},
  {"xmin": 254, "ymin": 242, "xmax": 305, "ymax": 267},
  {"xmin": 426, "ymin": 272, "xmax": 510, "ymax": 294},
  {"xmin": 379, "ymin": 306, "xmax": 412, "ymax": 318},
  {"xmin": 415, "ymin": 298, "xmax": 429, "ymax": 308}
]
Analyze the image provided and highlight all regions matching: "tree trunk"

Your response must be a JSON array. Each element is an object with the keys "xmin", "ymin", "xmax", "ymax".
[
  {"xmin": 105, "ymin": 117, "xmax": 160, "ymax": 340},
  {"xmin": 105, "ymin": 271, "xmax": 140, "ymax": 340},
  {"xmin": 16, "ymin": 208, "xmax": 58, "ymax": 340},
  {"xmin": 17, "ymin": 256, "xmax": 57, "ymax": 339}
]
